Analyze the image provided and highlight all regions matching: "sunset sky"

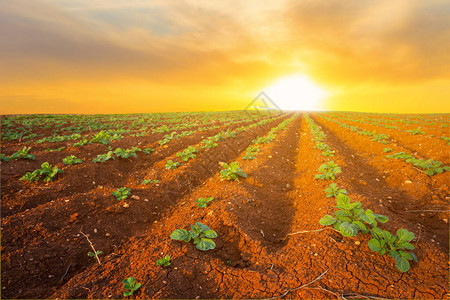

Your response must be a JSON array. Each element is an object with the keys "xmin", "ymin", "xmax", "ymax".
[{"xmin": 1, "ymin": 0, "xmax": 449, "ymax": 114}]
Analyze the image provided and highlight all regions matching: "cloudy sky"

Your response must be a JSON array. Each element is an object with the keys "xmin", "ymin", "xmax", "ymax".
[{"xmin": 1, "ymin": 0, "xmax": 449, "ymax": 114}]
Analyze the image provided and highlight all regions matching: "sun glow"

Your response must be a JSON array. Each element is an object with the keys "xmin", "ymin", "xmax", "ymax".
[{"xmin": 264, "ymin": 75, "xmax": 327, "ymax": 111}]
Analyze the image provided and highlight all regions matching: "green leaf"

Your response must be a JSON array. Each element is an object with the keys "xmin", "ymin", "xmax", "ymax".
[
  {"xmin": 368, "ymin": 238, "xmax": 382, "ymax": 252},
  {"xmin": 196, "ymin": 238, "xmax": 216, "ymax": 251},
  {"xmin": 396, "ymin": 228, "xmax": 414, "ymax": 242},
  {"xmin": 352, "ymin": 221, "xmax": 367, "ymax": 232},
  {"xmin": 196, "ymin": 222, "xmax": 210, "ymax": 232},
  {"xmin": 339, "ymin": 222, "xmax": 358, "ymax": 237},
  {"xmin": 371, "ymin": 227, "xmax": 384, "ymax": 239},
  {"xmin": 410, "ymin": 252, "xmax": 418, "ymax": 262},
  {"xmin": 399, "ymin": 251, "xmax": 414, "ymax": 261},
  {"xmin": 399, "ymin": 242, "xmax": 415, "ymax": 250},
  {"xmin": 336, "ymin": 194, "xmax": 351, "ymax": 209},
  {"xmin": 170, "ymin": 229, "xmax": 191, "ymax": 242},
  {"xmin": 123, "ymin": 277, "xmax": 135, "ymax": 285},
  {"xmin": 134, "ymin": 283, "xmax": 142, "ymax": 290},
  {"xmin": 203, "ymin": 230, "xmax": 218, "ymax": 238},
  {"xmin": 374, "ymin": 214, "xmax": 389, "ymax": 223},
  {"xmin": 319, "ymin": 215, "xmax": 337, "ymax": 226},
  {"xmin": 395, "ymin": 256, "xmax": 410, "ymax": 272},
  {"xmin": 124, "ymin": 291, "xmax": 133, "ymax": 297}
]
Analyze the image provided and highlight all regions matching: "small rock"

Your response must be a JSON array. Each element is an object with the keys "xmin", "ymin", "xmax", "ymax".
[
  {"xmin": 405, "ymin": 180, "xmax": 412, "ymax": 184},
  {"xmin": 93, "ymin": 228, "xmax": 97, "ymax": 233},
  {"xmin": 268, "ymin": 155, "xmax": 272, "ymax": 158},
  {"xmin": 123, "ymin": 203, "xmax": 129, "ymax": 208},
  {"xmin": 92, "ymin": 181, "xmax": 95, "ymax": 184},
  {"xmin": 162, "ymin": 281, "xmax": 167, "ymax": 284},
  {"xmin": 443, "ymin": 218, "xmax": 448, "ymax": 224},
  {"xmin": 286, "ymin": 183, "xmax": 291, "ymax": 189},
  {"xmin": 131, "ymin": 195, "xmax": 140, "ymax": 200},
  {"xmin": 431, "ymin": 239, "xmax": 435, "ymax": 243},
  {"xmin": 144, "ymin": 199, "xmax": 149, "ymax": 202},
  {"xmin": 105, "ymin": 233, "xmax": 110, "ymax": 237},
  {"xmin": 355, "ymin": 241, "xmax": 360, "ymax": 246},
  {"xmin": 387, "ymin": 196, "xmax": 392, "ymax": 199}
]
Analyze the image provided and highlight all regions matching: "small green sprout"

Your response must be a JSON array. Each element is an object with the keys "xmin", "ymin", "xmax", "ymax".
[
  {"xmin": 141, "ymin": 179, "xmax": 159, "ymax": 185},
  {"xmin": 324, "ymin": 183, "xmax": 347, "ymax": 197},
  {"xmin": 383, "ymin": 148, "xmax": 393, "ymax": 153},
  {"xmin": 196, "ymin": 197, "xmax": 214, "ymax": 208},
  {"xmin": 112, "ymin": 187, "xmax": 131, "ymax": 201},
  {"xmin": 156, "ymin": 255, "xmax": 171, "ymax": 267},
  {"xmin": 63, "ymin": 155, "xmax": 83, "ymax": 165},
  {"xmin": 123, "ymin": 277, "xmax": 141, "ymax": 297},
  {"xmin": 0, "ymin": 154, "xmax": 10, "ymax": 162},
  {"xmin": 88, "ymin": 250, "xmax": 103, "ymax": 258},
  {"xmin": 165, "ymin": 160, "xmax": 180, "ymax": 169}
]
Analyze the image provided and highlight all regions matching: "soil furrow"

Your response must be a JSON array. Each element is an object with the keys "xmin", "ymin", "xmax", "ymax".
[{"xmin": 313, "ymin": 115, "xmax": 449, "ymax": 249}]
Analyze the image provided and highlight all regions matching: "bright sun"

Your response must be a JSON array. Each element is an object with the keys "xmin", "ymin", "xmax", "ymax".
[{"xmin": 264, "ymin": 75, "xmax": 327, "ymax": 111}]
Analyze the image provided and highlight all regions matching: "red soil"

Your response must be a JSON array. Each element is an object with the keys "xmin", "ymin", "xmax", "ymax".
[{"xmin": 1, "ymin": 113, "xmax": 449, "ymax": 299}]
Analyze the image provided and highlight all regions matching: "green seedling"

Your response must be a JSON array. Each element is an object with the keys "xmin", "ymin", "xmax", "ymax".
[
  {"xmin": 0, "ymin": 154, "xmax": 10, "ymax": 162},
  {"xmin": 112, "ymin": 187, "xmax": 131, "ymax": 201},
  {"xmin": 165, "ymin": 160, "xmax": 180, "ymax": 169},
  {"xmin": 142, "ymin": 179, "xmax": 159, "ymax": 185},
  {"xmin": 383, "ymin": 148, "xmax": 393, "ymax": 153},
  {"xmin": 324, "ymin": 183, "xmax": 347, "ymax": 198},
  {"xmin": 10, "ymin": 146, "xmax": 35, "ymax": 160},
  {"xmin": 315, "ymin": 161, "xmax": 342, "ymax": 180},
  {"xmin": 220, "ymin": 162, "xmax": 247, "ymax": 181},
  {"xmin": 123, "ymin": 277, "xmax": 141, "ymax": 297},
  {"xmin": 369, "ymin": 228, "xmax": 417, "ymax": 272},
  {"xmin": 372, "ymin": 134, "xmax": 389, "ymax": 144},
  {"xmin": 93, "ymin": 151, "xmax": 115, "ymax": 163},
  {"xmin": 319, "ymin": 193, "xmax": 389, "ymax": 237},
  {"xmin": 143, "ymin": 147, "xmax": 155, "ymax": 154},
  {"xmin": 20, "ymin": 162, "xmax": 63, "ymax": 182},
  {"xmin": 73, "ymin": 138, "xmax": 89, "ymax": 147},
  {"xmin": 88, "ymin": 250, "xmax": 103, "ymax": 258},
  {"xmin": 63, "ymin": 155, "xmax": 83, "ymax": 165},
  {"xmin": 176, "ymin": 146, "xmax": 198, "ymax": 162},
  {"xmin": 202, "ymin": 139, "xmax": 218, "ymax": 148},
  {"xmin": 406, "ymin": 127, "xmax": 425, "ymax": 135},
  {"xmin": 243, "ymin": 145, "xmax": 260, "ymax": 160},
  {"xmin": 156, "ymin": 255, "xmax": 171, "ymax": 267},
  {"xmin": 45, "ymin": 146, "xmax": 65, "ymax": 152},
  {"xmin": 171, "ymin": 222, "xmax": 218, "ymax": 251},
  {"xmin": 114, "ymin": 147, "xmax": 138, "ymax": 159},
  {"xmin": 196, "ymin": 197, "xmax": 214, "ymax": 208}
]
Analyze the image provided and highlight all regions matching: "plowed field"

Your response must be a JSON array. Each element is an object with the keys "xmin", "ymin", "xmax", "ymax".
[{"xmin": 1, "ymin": 112, "xmax": 449, "ymax": 299}]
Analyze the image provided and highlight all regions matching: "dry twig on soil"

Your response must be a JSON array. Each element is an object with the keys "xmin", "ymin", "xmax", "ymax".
[{"xmin": 80, "ymin": 230, "xmax": 101, "ymax": 265}]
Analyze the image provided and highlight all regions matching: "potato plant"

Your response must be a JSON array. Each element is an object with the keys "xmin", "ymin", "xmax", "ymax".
[
  {"xmin": 112, "ymin": 187, "xmax": 131, "ymax": 201},
  {"xmin": 320, "ymin": 193, "xmax": 417, "ymax": 272},
  {"xmin": 171, "ymin": 222, "xmax": 218, "ymax": 251},
  {"xmin": 324, "ymin": 183, "xmax": 347, "ymax": 197},
  {"xmin": 93, "ymin": 151, "xmax": 115, "ymax": 163},
  {"xmin": 63, "ymin": 155, "xmax": 83, "ymax": 165},
  {"xmin": 10, "ymin": 146, "xmax": 35, "ymax": 160},
  {"xmin": 196, "ymin": 197, "xmax": 214, "ymax": 208},
  {"xmin": 220, "ymin": 162, "xmax": 247, "ymax": 181},
  {"xmin": 165, "ymin": 160, "xmax": 180, "ymax": 170},
  {"xmin": 21, "ymin": 162, "xmax": 63, "ymax": 182},
  {"xmin": 176, "ymin": 146, "xmax": 198, "ymax": 162},
  {"xmin": 123, "ymin": 277, "xmax": 141, "ymax": 297},
  {"xmin": 156, "ymin": 255, "xmax": 171, "ymax": 267},
  {"xmin": 315, "ymin": 161, "xmax": 342, "ymax": 180}
]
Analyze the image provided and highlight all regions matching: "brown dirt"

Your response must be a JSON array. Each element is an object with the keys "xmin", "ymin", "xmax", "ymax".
[{"xmin": 1, "ymin": 112, "xmax": 449, "ymax": 299}]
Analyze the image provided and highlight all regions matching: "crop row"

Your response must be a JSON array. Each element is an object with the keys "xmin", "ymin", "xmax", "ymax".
[
  {"xmin": 319, "ymin": 114, "xmax": 450, "ymax": 176},
  {"xmin": 325, "ymin": 112, "xmax": 449, "ymax": 144},
  {"xmin": 305, "ymin": 114, "xmax": 418, "ymax": 273}
]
